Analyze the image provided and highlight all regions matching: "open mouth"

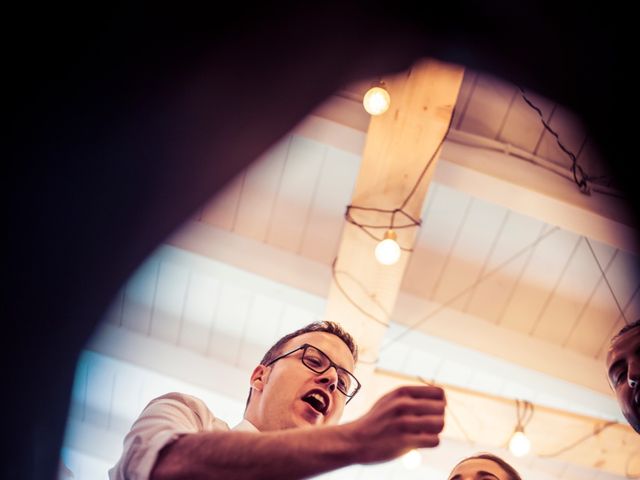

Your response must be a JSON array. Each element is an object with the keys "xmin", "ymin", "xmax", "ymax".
[{"xmin": 301, "ymin": 389, "xmax": 330, "ymax": 415}]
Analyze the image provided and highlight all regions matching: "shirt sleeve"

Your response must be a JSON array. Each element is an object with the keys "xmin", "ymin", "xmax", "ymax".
[{"xmin": 108, "ymin": 392, "xmax": 230, "ymax": 480}]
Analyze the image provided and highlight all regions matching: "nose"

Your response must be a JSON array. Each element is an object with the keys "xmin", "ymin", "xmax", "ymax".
[{"xmin": 317, "ymin": 366, "xmax": 338, "ymax": 392}]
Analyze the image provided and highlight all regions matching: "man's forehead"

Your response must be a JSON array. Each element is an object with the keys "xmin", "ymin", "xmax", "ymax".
[
  {"xmin": 608, "ymin": 328, "xmax": 640, "ymax": 363},
  {"xmin": 283, "ymin": 331, "xmax": 354, "ymax": 365}
]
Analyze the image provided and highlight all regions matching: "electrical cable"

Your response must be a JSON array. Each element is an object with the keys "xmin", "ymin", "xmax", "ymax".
[
  {"xmin": 584, "ymin": 237, "xmax": 628, "ymax": 324},
  {"xmin": 333, "ymin": 82, "xmax": 629, "ymax": 473},
  {"xmin": 417, "ymin": 376, "xmax": 475, "ymax": 445},
  {"xmin": 345, "ymin": 209, "xmax": 414, "ymax": 252},
  {"xmin": 343, "ymin": 106, "xmax": 456, "ymax": 246},
  {"xmin": 519, "ymin": 86, "xmax": 597, "ymax": 195},
  {"xmin": 538, "ymin": 421, "xmax": 617, "ymax": 458},
  {"xmin": 380, "ymin": 226, "xmax": 559, "ymax": 351},
  {"xmin": 445, "ymin": 134, "xmax": 625, "ymax": 199},
  {"xmin": 515, "ymin": 399, "xmax": 534, "ymax": 429},
  {"xmin": 331, "ymin": 257, "xmax": 389, "ymax": 328}
]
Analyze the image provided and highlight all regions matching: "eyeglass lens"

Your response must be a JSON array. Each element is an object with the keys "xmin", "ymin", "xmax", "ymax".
[{"xmin": 302, "ymin": 346, "xmax": 356, "ymax": 396}]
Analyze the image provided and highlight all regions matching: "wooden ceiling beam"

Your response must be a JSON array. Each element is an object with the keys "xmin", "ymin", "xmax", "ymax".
[{"xmin": 323, "ymin": 58, "xmax": 464, "ymax": 393}]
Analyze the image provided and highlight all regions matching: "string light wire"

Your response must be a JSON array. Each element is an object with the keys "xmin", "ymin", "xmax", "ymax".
[
  {"xmin": 515, "ymin": 399, "xmax": 534, "ymax": 430},
  {"xmin": 347, "ymin": 82, "xmax": 618, "ymax": 256},
  {"xmin": 445, "ymin": 132, "xmax": 623, "ymax": 199},
  {"xmin": 343, "ymin": 106, "xmax": 455, "ymax": 248},
  {"xmin": 538, "ymin": 420, "xmax": 617, "ymax": 458},
  {"xmin": 331, "ymin": 257, "xmax": 389, "ymax": 328},
  {"xmin": 584, "ymin": 237, "xmax": 629, "ymax": 324},
  {"xmin": 519, "ymin": 86, "xmax": 592, "ymax": 195},
  {"xmin": 345, "ymin": 207, "xmax": 416, "ymax": 252},
  {"xmin": 417, "ymin": 376, "xmax": 475, "ymax": 445},
  {"xmin": 334, "ymin": 224, "xmax": 559, "ymax": 352},
  {"xmin": 334, "ymin": 81, "xmax": 631, "ymax": 471},
  {"xmin": 342, "ymin": 83, "xmax": 617, "ymax": 314},
  {"xmin": 380, "ymin": 226, "xmax": 559, "ymax": 351}
]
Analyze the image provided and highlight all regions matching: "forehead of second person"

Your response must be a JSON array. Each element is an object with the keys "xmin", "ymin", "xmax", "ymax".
[
  {"xmin": 607, "ymin": 328, "xmax": 640, "ymax": 367},
  {"xmin": 280, "ymin": 332, "xmax": 355, "ymax": 371},
  {"xmin": 448, "ymin": 458, "xmax": 510, "ymax": 480}
]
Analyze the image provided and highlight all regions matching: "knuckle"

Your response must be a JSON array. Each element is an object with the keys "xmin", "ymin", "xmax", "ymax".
[
  {"xmin": 397, "ymin": 418, "xmax": 412, "ymax": 432},
  {"xmin": 396, "ymin": 386, "xmax": 411, "ymax": 397},
  {"xmin": 433, "ymin": 418, "xmax": 445, "ymax": 432},
  {"xmin": 393, "ymin": 404, "xmax": 406, "ymax": 416},
  {"xmin": 431, "ymin": 386, "xmax": 445, "ymax": 398}
]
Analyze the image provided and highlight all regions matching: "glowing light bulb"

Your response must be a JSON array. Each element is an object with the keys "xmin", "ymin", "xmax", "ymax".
[
  {"xmin": 363, "ymin": 85, "xmax": 391, "ymax": 115},
  {"xmin": 508, "ymin": 429, "xmax": 531, "ymax": 457},
  {"xmin": 401, "ymin": 449, "xmax": 422, "ymax": 470},
  {"xmin": 375, "ymin": 230, "xmax": 401, "ymax": 265}
]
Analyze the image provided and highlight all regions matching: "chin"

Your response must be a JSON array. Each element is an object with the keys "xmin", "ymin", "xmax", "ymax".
[
  {"xmin": 297, "ymin": 411, "xmax": 325, "ymax": 427},
  {"xmin": 294, "ymin": 402, "xmax": 327, "ymax": 427},
  {"xmin": 303, "ymin": 414, "xmax": 324, "ymax": 427}
]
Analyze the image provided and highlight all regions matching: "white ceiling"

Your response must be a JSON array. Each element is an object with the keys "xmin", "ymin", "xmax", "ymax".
[{"xmin": 61, "ymin": 65, "xmax": 640, "ymax": 479}]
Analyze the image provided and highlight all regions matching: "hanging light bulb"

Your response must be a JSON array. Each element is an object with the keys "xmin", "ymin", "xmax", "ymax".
[
  {"xmin": 401, "ymin": 449, "xmax": 422, "ymax": 470},
  {"xmin": 375, "ymin": 229, "xmax": 401, "ymax": 265},
  {"xmin": 508, "ymin": 426, "xmax": 531, "ymax": 457},
  {"xmin": 363, "ymin": 82, "xmax": 391, "ymax": 116}
]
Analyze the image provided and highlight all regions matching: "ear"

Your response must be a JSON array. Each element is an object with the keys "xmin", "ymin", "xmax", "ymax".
[{"xmin": 250, "ymin": 365, "xmax": 271, "ymax": 393}]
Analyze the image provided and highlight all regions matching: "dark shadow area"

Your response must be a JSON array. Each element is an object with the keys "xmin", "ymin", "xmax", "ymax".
[{"xmin": 4, "ymin": 2, "xmax": 634, "ymax": 478}]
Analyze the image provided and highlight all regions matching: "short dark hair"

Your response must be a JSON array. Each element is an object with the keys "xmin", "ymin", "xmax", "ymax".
[
  {"xmin": 612, "ymin": 319, "xmax": 640, "ymax": 342},
  {"xmin": 260, "ymin": 320, "xmax": 358, "ymax": 365},
  {"xmin": 245, "ymin": 321, "xmax": 358, "ymax": 408},
  {"xmin": 450, "ymin": 453, "xmax": 522, "ymax": 480}
]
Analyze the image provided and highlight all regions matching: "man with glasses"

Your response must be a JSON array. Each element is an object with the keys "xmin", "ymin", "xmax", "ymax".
[
  {"xmin": 606, "ymin": 319, "xmax": 640, "ymax": 434},
  {"xmin": 110, "ymin": 321, "xmax": 446, "ymax": 479}
]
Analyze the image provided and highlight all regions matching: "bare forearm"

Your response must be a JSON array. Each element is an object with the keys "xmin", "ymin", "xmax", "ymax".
[
  {"xmin": 151, "ymin": 385, "xmax": 446, "ymax": 479},
  {"xmin": 151, "ymin": 425, "xmax": 359, "ymax": 480}
]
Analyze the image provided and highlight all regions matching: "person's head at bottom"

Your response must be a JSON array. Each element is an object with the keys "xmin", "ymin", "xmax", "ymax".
[
  {"xmin": 447, "ymin": 453, "xmax": 522, "ymax": 480},
  {"xmin": 244, "ymin": 320, "xmax": 360, "ymax": 431},
  {"xmin": 606, "ymin": 319, "xmax": 640, "ymax": 434}
]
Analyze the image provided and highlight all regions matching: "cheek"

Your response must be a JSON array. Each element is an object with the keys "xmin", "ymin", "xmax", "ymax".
[
  {"xmin": 327, "ymin": 402, "xmax": 346, "ymax": 423},
  {"xmin": 618, "ymin": 387, "xmax": 633, "ymax": 408},
  {"xmin": 274, "ymin": 368, "xmax": 311, "ymax": 395},
  {"xmin": 615, "ymin": 387, "xmax": 636, "ymax": 417},
  {"xmin": 616, "ymin": 383, "xmax": 630, "ymax": 398}
]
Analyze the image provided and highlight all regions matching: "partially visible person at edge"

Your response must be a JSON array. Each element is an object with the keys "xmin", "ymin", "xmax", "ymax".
[
  {"xmin": 109, "ymin": 320, "xmax": 446, "ymax": 479},
  {"xmin": 606, "ymin": 319, "xmax": 640, "ymax": 434},
  {"xmin": 447, "ymin": 453, "xmax": 523, "ymax": 480}
]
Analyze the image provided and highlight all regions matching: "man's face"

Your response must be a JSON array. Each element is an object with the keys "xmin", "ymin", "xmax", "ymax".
[
  {"xmin": 249, "ymin": 331, "xmax": 356, "ymax": 431},
  {"xmin": 606, "ymin": 327, "xmax": 640, "ymax": 433}
]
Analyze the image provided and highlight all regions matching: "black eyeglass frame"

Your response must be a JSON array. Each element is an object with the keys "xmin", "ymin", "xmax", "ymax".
[{"xmin": 264, "ymin": 343, "xmax": 361, "ymax": 403}]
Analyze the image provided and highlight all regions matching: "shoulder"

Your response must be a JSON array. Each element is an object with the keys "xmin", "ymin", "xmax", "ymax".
[{"xmin": 142, "ymin": 392, "xmax": 230, "ymax": 432}]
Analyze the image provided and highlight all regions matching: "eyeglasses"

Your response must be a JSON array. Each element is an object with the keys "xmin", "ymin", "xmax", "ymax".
[{"xmin": 265, "ymin": 343, "xmax": 361, "ymax": 403}]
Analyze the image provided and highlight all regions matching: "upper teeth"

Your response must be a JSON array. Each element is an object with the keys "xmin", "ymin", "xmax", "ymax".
[{"xmin": 309, "ymin": 393, "xmax": 326, "ymax": 408}]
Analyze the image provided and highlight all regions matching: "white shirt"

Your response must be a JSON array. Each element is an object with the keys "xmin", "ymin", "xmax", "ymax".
[{"xmin": 109, "ymin": 392, "xmax": 258, "ymax": 480}]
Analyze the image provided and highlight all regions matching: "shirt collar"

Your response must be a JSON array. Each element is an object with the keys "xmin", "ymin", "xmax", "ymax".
[{"xmin": 232, "ymin": 418, "xmax": 259, "ymax": 432}]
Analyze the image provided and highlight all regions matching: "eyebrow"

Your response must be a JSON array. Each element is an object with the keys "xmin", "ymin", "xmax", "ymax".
[
  {"xmin": 450, "ymin": 473, "xmax": 499, "ymax": 480},
  {"xmin": 306, "ymin": 344, "xmax": 354, "ymax": 373},
  {"xmin": 477, "ymin": 471, "xmax": 500, "ymax": 479}
]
